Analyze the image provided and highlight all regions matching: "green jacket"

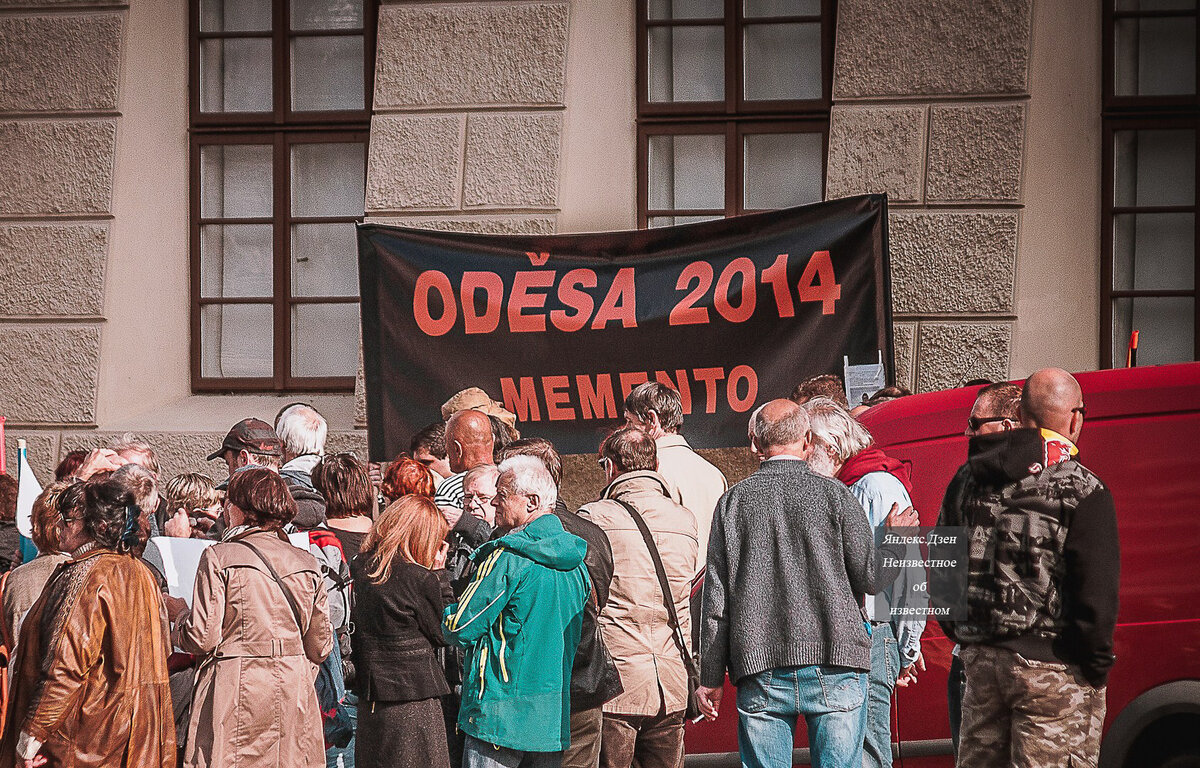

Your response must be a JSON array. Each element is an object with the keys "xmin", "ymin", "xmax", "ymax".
[{"xmin": 443, "ymin": 512, "xmax": 590, "ymax": 752}]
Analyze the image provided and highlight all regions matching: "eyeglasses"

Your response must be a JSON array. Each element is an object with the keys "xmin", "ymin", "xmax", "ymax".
[
  {"xmin": 1072, "ymin": 405, "xmax": 1087, "ymax": 418},
  {"xmin": 967, "ymin": 415, "xmax": 1011, "ymax": 431},
  {"xmin": 463, "ymin": 493, "xmax": 495, "ymax": 507}
]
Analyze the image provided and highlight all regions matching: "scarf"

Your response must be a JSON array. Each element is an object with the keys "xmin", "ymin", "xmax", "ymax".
[{"xmin": 837, "ymin": 447, "xmax": 914, "ymax": 496}]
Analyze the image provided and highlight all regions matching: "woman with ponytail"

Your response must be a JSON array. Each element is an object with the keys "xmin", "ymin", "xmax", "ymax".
[{"xmin": 0, "ymin": 475, "xmax": 176, "ymax": 767}]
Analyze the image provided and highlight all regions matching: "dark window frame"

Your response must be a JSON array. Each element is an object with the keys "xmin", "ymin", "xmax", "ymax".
[
  {"xmin": 635, "ymin": 0, "xmax": 835, "ymax": 229},
  {"xmin": 188, "ymin": 0, "xmax": 377, "ymax": 393},
  {"xmin": 1100, "ymin": 0, "xmax": 1200, "ymax": 368}
]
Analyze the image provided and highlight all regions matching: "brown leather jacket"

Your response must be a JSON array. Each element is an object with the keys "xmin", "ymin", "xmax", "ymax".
[
  {"xmin": 175, "ymin": 529, "xmax": 332, "ymax": 768},
  {"xmin": 0, "ymin": 548, "xmax": 176, "ymax": 767}
]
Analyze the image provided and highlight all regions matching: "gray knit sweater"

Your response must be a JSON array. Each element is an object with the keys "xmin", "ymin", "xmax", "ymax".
[{"xmin": 699, "ymin": 458, "xmax": 904, "ymax": 686}]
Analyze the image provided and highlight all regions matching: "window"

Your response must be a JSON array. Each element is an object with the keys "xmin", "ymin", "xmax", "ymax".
[
  {"xmin": 636, "ymin": 0, "xmax": 834, "ymax": 228},
  {"xmin": 1102, "ymin": 0, "xmax": 1199, "ymax": 367},
  {"xmin": 190, "ymin": 0, "xmax": 375, "ymax": 392}
]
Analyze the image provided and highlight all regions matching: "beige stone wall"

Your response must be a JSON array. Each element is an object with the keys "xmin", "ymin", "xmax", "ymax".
[
  {"xmin": 2, "ymin": 0, "xmax": 364, "ymax": 483},
  {"xmin": 0, "ymin": 1, "xmax": 124, "ymax": 471},
  {"xmin": 828, "ymin": 0, "xmax": 1032, "ymax": 391}
]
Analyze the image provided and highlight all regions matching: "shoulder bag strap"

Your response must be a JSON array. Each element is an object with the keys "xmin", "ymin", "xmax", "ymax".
[
  {"xmin": 612, "ymin": 498, "xmax": 698, "ymax": 676},
  {"xmin": 232, "ymin": 539, "xmax": 304, "ymax": 633}
]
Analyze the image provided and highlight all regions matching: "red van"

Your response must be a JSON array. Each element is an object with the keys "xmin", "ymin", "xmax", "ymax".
[{"xmin": 684, "ymin": 362, "xmax": 1200, "ymax": 767}]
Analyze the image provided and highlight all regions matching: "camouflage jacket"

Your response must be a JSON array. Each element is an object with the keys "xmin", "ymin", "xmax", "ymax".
[{"xmin": 936, "ymin": 428, "xmax": 1120, "ymax": 686}]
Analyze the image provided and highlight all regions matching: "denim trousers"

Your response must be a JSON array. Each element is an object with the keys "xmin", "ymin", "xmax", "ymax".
[
  {"xmin": 864, "ymin": 624, "xmax": 900, "ymax": 768},
  {"xmin": 735, "ymin": 664, "xmax": 868, "ymax": 768},
  {"xmin": 463, "ymin": 734, "xmax": 564, "ymax": 768}
]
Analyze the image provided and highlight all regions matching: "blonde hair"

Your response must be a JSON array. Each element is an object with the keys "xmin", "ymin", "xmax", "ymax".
[
  {"xmin": 163, "ymin": 473, "xmax": 221, "ymax": 513},
  {"xmin": 361, "ymin": 495, "xmax": 449, "ymax": 584}
]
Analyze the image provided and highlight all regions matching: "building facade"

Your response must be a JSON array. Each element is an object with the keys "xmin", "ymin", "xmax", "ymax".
[{"xmin": 0, "ymin": 0, "xmax": 1193, "ymax": 502}]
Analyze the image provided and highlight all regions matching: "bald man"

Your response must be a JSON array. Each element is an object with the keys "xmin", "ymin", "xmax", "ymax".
[
  {"xmin": 935, "ymin": 368, "xmax": 1118, "ymax": 768},
  {"xmin": 697, "ymin": 399, "xmax": 917, "ymax": 768},
  {"xmin": 434, "ymin": 408, "xmax": 496, "ymax": 513}
]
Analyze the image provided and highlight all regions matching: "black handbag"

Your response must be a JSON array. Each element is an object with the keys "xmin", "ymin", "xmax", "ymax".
[
  {"xmin": 613, "ymin": 499, "xmax": 702, "ymax": 720},
  {"xmin": 570, "ymin": 584, "xmax": 624, "ymax": 710}
]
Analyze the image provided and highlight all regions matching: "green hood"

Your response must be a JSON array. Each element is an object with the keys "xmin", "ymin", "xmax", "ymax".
[{"xmin": 477, "ymin": 512, "xmax": 587, "ymax": 571}]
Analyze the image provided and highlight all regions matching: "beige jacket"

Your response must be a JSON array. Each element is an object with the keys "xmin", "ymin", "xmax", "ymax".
[
  {"xmin": 655, "ymin": 433, "xmax": 728, "ymax": 568},
  {"xmin": 176, "ymin": 529, "xmax": 333, "ymax": 768},
  {"xmin": 579, "ymin": 471, "xmax": 697, "ymax": 716}
]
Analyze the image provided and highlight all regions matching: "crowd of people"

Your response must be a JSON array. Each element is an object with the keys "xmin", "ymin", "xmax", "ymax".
[{"xmin": 0, "ymin": 368, "xmax": 1116, "ymax": 768}]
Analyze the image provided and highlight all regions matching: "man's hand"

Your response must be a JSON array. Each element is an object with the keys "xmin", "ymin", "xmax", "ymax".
[
  {"xmin": 368, "ymin": 462, "xmax": 384, "ymax": 493},
  {"xmin": 164, "ymin": 509, "xmax": 193, "ymax": 539},
  {"xmin": 72, "ymin": 448, "xmax": 127, "ymax": 480},
  {"xmin": 440, "ymin": 504, "xmax": 463, "ymax": 528},
  {"xmin": 23, "ymin": 756, "xmax": 47, "ymax": 768},
  {"xmin": 696, "ymin": 685, "xmax": 723, "ymax": 721},
  {"xmin": 884, "ymin": 503, "xmax": 920, "ymax": 528},
  {"xmin": 895, "ymin": 651, "xmax": 926, "ymax": 688}
]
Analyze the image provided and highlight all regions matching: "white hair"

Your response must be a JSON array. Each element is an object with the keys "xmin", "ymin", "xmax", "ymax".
[
  {"xmin": 497, "ymin": 455, "xmax": 557, "ymax": 511},
  {"xmin": 275, "ymin": 405, "xmax": 327, "ymax": 457},
  {"xmin": 464, "ymin": 463, "xmax": 500, "ymax": 489},
  {"xmin": 802, "ymin": 397, "xmax": 873, "ymax": 463}
]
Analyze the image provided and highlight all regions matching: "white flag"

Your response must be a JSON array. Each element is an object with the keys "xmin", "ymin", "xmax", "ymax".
[{"xmin": 16, "ymin": 439, "xmax": 41, "ymax": 539}]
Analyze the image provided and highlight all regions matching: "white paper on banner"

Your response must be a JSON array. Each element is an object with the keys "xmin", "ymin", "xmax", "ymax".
[{"xmin": 148, "ymin": 536, "xmax": 216, "ymax": 606}]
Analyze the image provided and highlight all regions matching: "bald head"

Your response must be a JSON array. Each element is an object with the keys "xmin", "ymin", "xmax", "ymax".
[
  {"xmin": 446, "ymin": 409, "xmax": 496, "ymax": 472},
  {"xmin": 1021, "ymin": 367, "xmax": 1085, "ymax": 442},
  {"xmin": 750, "ymin": 399, "xmax": 812, "ymax": 459}
]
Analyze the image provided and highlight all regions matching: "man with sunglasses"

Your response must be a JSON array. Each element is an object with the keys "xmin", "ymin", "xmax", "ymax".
[{"xmin": 936, "ymin": 369, "xmax": 1119, "ymax": 768}]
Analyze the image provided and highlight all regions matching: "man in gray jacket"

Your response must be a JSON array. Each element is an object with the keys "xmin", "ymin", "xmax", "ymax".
[{"xmin": 696, "ymin": 399, "xmax": 915, "ymax": 768}]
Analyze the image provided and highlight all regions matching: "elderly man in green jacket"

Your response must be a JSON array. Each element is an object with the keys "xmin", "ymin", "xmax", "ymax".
[{"xmin": 444, "ymin": 454, "xmax": 591, "ymax": 768}]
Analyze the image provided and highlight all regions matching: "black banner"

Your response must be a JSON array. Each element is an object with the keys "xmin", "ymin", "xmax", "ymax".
[{"xmin": 357, "ymin": 195, "xmax": 892, "ymax": 458}]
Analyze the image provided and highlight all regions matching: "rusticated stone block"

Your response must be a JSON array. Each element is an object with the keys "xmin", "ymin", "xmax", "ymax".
[
  {"xmin": 561, "ymin": 446, "xmax": 754, "ymax": 510},
  {"xmin": 826, "ymin": 105, "xmax": 925, "ymax": 203},
  {"xmin": 1, "ymin": 326, "xmax": 101, "ymax": 424},
  {"xmin": 893, "ymin": 322, "xmax": 917, "ymax": 392},
  {"xmin": 355, "ymin": 346, "xmax": 367, "ymax": 429},
  {"xmin": 916, "ymin": 323, "xmax": 1012, "ymax": 392},
  {"xmin": 463, "ymin": 112, "xmax": 562, "ymax": 208},
  {"xmin": 0, "ymin": 119, "xmax": 116, "ymax": 215},
  {"xmin": 326, "ymin": 431, "xmax": 369, "ymax": 459},
  {"xmin": 365, "ymin": 114, "xmax": 463, "ymax": 211},
  {"xmin": 926, "ymin": 103, "xmax": 1026, "ymax": 202},
  {"xmin": 0, "ymin": 224, "xmax": 107, "ymax": 316},
  {"xmin": 834, "ymin": 0, "xmax": 1032, "ymax": 98},
  {"xmin": 2, "ymin": 431, "xmax": 58, "ymax": 481},
  {"xmin": 0, "ymin": 14, "xmax": 123, "ymax": 113},
  {"xmin": 365, "ymin": 214, "xmax": 558, "ymax": 235},
  {"xmin": 375, "ymin": 3, "xmax": 569, "ymax": 109},
  {"xmin": 889, "ymin": 212, "xmax": 1018, "ymax": 314}
]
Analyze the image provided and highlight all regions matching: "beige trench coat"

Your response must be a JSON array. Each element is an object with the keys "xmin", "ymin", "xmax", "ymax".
[
  {"xmin": 578, "ymin": 471, "xmax": 698, "ymax": 717},
  {"xmin": 654, "ymin": 434, "xmax": 727, "ymax": 569},
  {"xmin": 176, "ymin": 529, "xmax": 333, "ymax": 768}
]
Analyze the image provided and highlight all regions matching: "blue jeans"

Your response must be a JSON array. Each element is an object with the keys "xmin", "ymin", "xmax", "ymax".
[
  {"xmin": 736, "ymin": 665, "xmax": 868, "ymax": 768},
  {"xmin": 463, "ymin": 734, "xmax": 563, "ymax": 768},
  {"xmin": 864, "ymin": 624, "xmax": 900, "ymax": 768}
]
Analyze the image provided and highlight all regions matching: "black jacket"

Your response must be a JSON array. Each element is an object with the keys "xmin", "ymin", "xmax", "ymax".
[
  {"xmin": 350, "ymin": 557, "xmax": 454, "ymax": 702},
  {"xmin": 935, "ymin": 429, "xmax": 1120, "ymax": 687},
  {"xmin": 555, "ymin": 499, "xmax": 621, "ymax": 711}
]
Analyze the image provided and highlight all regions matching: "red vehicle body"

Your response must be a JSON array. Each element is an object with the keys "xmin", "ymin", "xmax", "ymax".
[{"xmin": 684, "ymin": 362, "xmax": 1200, "ymax": 767}]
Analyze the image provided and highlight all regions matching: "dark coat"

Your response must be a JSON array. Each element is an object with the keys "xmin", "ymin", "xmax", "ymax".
[{"xmin": 350, "ymin": 557, "xmax": 454, "ymax": 702}]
